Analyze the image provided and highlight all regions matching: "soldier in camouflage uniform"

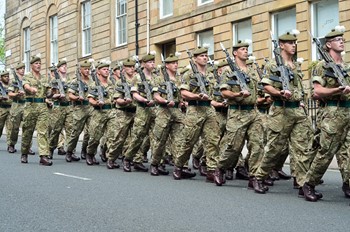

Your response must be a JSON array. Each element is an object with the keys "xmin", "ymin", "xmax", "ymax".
[
  {"xmin": 20, "ymin": 54, "xmax": 53, "ymax": 165},
  {"xmin": 252, "ymin": 31, "xmax": 315, "ymax": 194},
  {"xmin": 173, "ymin": 47, "xmax": 221, "ymax": 182},
  {"xmin": 66, "ymin": 60, "xmax": 94, "ymax": 161},
  {"xmin": 302, "ymin": 26, "xmax": 350, "ymax": 202},
  {"xmin": 85, "ymin": 60, "xmax": 116, "ymax": 166},
  {"xmin": 122, "ymin": 53, "xmax": 158, "ymax": 172},
  {"xmin": 214, "ymin": 41, "xmax": 265, "ymax": 187},
  {"xmin": 48, "ymin": 59, "xmax": 73, "ymax": 159},
  {"xmin": 0, "ymin": 70, "xmax": 12, "ymax": 145},
  {"xmin": 149, "ymin": 53, "xmax": 185, "ymax": 176},
  {"xmin": 105, "ymin": 59, "xmax": 137, "ymax": 169},
  {"xmin": 7, "ymin": 63, "xmax": 35, "ymax": 155}
]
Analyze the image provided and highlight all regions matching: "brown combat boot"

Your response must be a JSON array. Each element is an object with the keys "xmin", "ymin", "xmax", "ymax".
[
  {"xmin": 302, "ymin": 183, "xmax": 318, "ymax": 202},
  {"xmin": 123, "ymin": 158, "xmax": 132, "ymax": 172},
  {"xmin": 7, "ymin": 145, "xmax": 17, "ymax": 153},
  {"xmin": 21, "ymin": 154, "xmax": 28, "ymax": 163},
  {"xmin": 40, "ymin": 156, "xmax": 53, "ymax": 166},
  {"xmin": 225, "ymin": 168, "xmax": 234, "ymax": 180},
  {"xmin": 150, "ymin": 164, "xmax": 159, "ymax": 176},
  {"xmin": 251, "ymin": 177, "xmax": 266, "ymax": 194},
  {"xmin": 214, "ymin": 168, "xmax": 225, "ymax": 186},
  {"xmin": 173, "ymin": 166, "xmax": 182, "ymax": 180}
]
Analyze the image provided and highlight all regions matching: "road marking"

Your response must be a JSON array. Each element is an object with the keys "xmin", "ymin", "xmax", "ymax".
[{"xmin": 53, "ymin": 172, "xmax": 92, "ymax": 181}]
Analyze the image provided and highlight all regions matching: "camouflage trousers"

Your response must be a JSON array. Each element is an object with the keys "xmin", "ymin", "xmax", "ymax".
[
  {"xmin": 174, "ymin": 105, "xmax": 220, "ymax": 171},
  {"xmin": 87, "ymin": 108, "xmax": 117, "ymax": 155},
  {"xmin": 123, "ymin": 106, "xmax": 156, "ymax": 163},
  {"xmin": 66, "ymin": 105, "xmax": 93, "ymax": 153},
  {"xmin": 0, "ymin": 106, "xmax": 10, "ymax": 142},
  {"xmin": 106, "ymin": 108, "xmax": 135, "ymax": 161},
  {"xmin": 21, "ymin": 102, "xmax": 50, "ymax": 156},
  {"xmin": 7, "ymin": 102, "xmax": 25, "ymax": 146},
  {"xmin": 150, "ymin": 106, "xmax": 185, "ymax": 166},
  {"xmin": 256, "ymin": 106, "xmax": 315, "ymax": 186},
  {"xmin": 217, "ymin": 108, "xmax": 264, "ymax": 176},
  {"xmin": 304, "ymin": 106, "xmax": 350, "ymax": 186},
  {"xmin": 49, "ymin": 104, "xmax": 73, "ymax": 151}
]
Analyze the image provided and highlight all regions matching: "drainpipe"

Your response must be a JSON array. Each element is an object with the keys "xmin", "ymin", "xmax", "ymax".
[
  {"xmin": 135, "ymin": 0, "xmax": 140, "ymax": 55},
  {"xmin": 146, "ymin": 0, "xmax": 150, "ymax": 53}
]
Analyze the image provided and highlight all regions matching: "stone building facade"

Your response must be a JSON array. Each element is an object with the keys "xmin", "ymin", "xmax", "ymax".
[{"xmin": 4, "ymin": 0, "xmax": 349, "ymax": 90}]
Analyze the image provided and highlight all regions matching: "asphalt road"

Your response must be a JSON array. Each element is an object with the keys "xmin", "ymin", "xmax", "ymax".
[{"xmin": 0, "ymin": 136, "xmax": 349, "ymax": 232}]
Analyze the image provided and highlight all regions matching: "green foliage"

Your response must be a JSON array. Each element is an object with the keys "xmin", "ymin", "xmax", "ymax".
[{"xmin": 0, "ymin": 23, "xmax": 4, "ymax": 66}]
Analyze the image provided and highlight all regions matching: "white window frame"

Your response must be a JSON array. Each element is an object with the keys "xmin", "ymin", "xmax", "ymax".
[
  {"xmin": 198, "ymin": 0, "xmax": 213, "ymax": 6},
  {"xmin": 116, "ymin": 0, "xmax": 127, "ymax": 46},
  {"xmin": 82, "ymin": 1, "xmax": 92, "ymax": 56},
  {"xmin": 232, "ymin": 19, "xmax": 253, "ymax": 54},
  {"xmin": 310, "ymin": 0, "xmax": 339, "ymax": 61},
  {"xmin": 160, "ymin": 0, "xmax": 173, "ymax": 19},
  {"xmin": 23, "ymin": 27, "xmax": 30, "ymax": 72},
  {"xmin": 50, "ymin": 15, "xmax": 58, "ymax": 65},
  {"xmin": 197, "ymin": 30, "xmax": 214, "ymax": 59}
]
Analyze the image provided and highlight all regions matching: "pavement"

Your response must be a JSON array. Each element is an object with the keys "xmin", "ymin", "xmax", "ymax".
[{"xmin": 0, "ymin": 135, "xmax": 349, "ymax": 232}]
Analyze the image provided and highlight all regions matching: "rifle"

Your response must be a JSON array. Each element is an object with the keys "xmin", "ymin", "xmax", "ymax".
[
  {"xmin": 90, "ymin": 61, "xmax": 105, "ymax": 104},
  {"xmin": 76, "ymin": 63, "xmax": 85, "ymax": 99},
  {"xmin": 109, "ymin": 67, "xmax": 116, "ymax": 86},
  {"xmin": 270, "ymin": 32, "xmax": 293, "ymax": 91},
  {"xmin": 160, "ymin": 54, "xmax": 174, "ymax": 102},
  {"xmin": 208, "ymin": 56, "xmax": 220, "ymax": 83},
  {"xmin": 134, "ymin": 56, "xmax": 153, "ymax": 102},
  {"xmin": 186, "ymin": 49, "xmax": 208, "ymax": 96},
  {"xmin": 119, "ymin": 65, "xmax": 132, "ymax": 100},
  {"xmin": 51, "ymin": 63, "xmax": 66, "ymax": 97},
  {"xmin": 0, "ymin": 82, "xmax": 8, "ymax": 99},
  {"xmin": 11, "ymin": 68, "xmax": 24, "ymax": 92},
  {"xmin": 310, "ymin": 32, "xmax": 349, "ymax": 87},
  {"xmin": 219, "ymin": 42, "xmax": 250, "ymax": 93}
]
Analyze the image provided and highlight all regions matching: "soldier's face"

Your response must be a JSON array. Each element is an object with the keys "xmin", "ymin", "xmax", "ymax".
[
  {"xmin": 194, "ymin": 54, "xmax": 208, "ymax": 66},
  {"xmin": 327, "ymin": 36, "xmax": 345, "ymax": 53},
  {"xmin": 80, "ymin": 67, "xmax": 90, "ymax": 77},
  {"xmin": 58, "ymin": 64, "xmax": 67, "ymax": 74},
  {"xmin": 113, "ymin": 69, "xmax": 121, "ymax": 78},
  {"xmin": 280, "ymin": 41, "xmax": 296, "ymax": 55},
  {"xmin": 233, "ymin": 47, "xmax": 248, "ymax": 61},
  {"xmin": 124, "ymin": 66, "xmax": 134, "ymax": 77},
  {"xmin": 1, "ymin": 75, "xmax": 9, "ymax": 84},
  {"xmin": 166, "ymin": 61, "xmax": 178, "ymax": 73},
  {"xmin": 98, "ymin": 67, "xmax": 109, "ymax": 78},
  {"xmin": 143, "ymin": 60, "xmax": 155, "ymax": 71},
  {"xmin": 17, "ymin": 67, "xmax": 25, "ymax": 76},
  {"xmin": 31, "ymin": 61, "xmax": 41, "ymax": 72}
]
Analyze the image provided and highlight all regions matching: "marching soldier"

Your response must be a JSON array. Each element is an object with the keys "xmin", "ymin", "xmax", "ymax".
[
  {"xmin": 21, "ymin": 54, "xmax": 53, "ymax": 165},
  {"xmin": 302, "ymin": 26, "xmax": 350, "ymax": 201},
  {"xmin": 122, "ymin": 53, "xmax": 157, "ymax": 172},
  {"xmin": 214, "ymin": 41, "xmax": 265, "ymax": 187},
  {"xmin": 66, "ymin": 60, "xmax": 94, "ymax": 161},
  {"xmin": 0, "ymin": 70, "xmax": 12, "ymax": 145},
  {"xmin": 251, "ymin": 31, "xmax": 315, "ymax": 194},
  {"xmin": 173, "ymin": 46, "xmax": 221, "ymax": 182}
]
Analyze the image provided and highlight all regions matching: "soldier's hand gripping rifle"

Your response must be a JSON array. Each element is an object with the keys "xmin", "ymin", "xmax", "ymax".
[
  {"xmin": 76, "ymin": 63, "xmax": 85, "ymax": 100},
  {"xmin": 51, "ymin": 63, "xmax": 66, "ymax": 97},
  {"xmin": 11, "ymin": 67, "xmax": 24, "ymax": 93},
  {"xmin": 270, "ymin": 32, "xmax": 292, "ymax": 92},
  {"xmin": 90, "ymin": 61, "xmax": 105, "ymax": 104},
  {"xmin": 119, "ymin": 64, "xmax": 132, "ymax": 100},
  {"xmin": 219, "ymin": 42, "xmax": 250, "ymax": 94},
  {"xmin": 160, "ymin": 54, "xmax": 174, "ymax": 102},
  {"xmin": 186, "ymin": 49, "xmax": 208, "ymax": 96},
  {"xmin": 134, "ymin": 56, "xmax": 153, "ymax": 102},
  {"xmin": 310, "ymin": 32, "xmax": 349, "ymax": 87}
]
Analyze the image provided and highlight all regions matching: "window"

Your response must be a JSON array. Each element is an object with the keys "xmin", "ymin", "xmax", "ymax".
[
  {"xmin": 82, "ymin": 1, "xmax": 91, "ymax": 56},
  {"xmin": 161, "ymin": 41, "xmax": 176, "ymax": 58},
  {"xmin": 160, "ymin": 0, "xmax": 173, "ymax": 19},
  {"xmin": 271, "ymin": 8, "xmax": 296, "ymax": 39},
  {"xmin": 50, "ymin": 15, "xmax": 58, "ymax": 65},
  {"xmin": 116, "ymin": 0, "xmax": 127, "ymax": 46},
  {"xmin": 198, "ymin": 0, "xmax": 213, "ymax": 6},
  {"xmin": 233, "ymin": 19, "xmax": 253, "ymax": 53},
  {"xmin": 23, "ymin": 27, "xmax": 30, "ymax": 72},
  {"xmin": 311, "ymin": 0, "xmax": 339, "ymax": 60},
  {"xmin": 197, "ymin": 30, "xmax": 214, "ymax": 59}
]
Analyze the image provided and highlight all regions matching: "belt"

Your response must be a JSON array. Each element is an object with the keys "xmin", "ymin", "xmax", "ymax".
[
  {"xmin": 258, "ymin": 108, "xmax": 268, "ymax": 114},
  {"xmin": 229, "ymin": 104, "xmax": 255, "ymax": 110},
  {"xmin": 26, "ymin": 98, "xmax": 45, "ymax": 103},
  {"xmin": 13, "ymin": 99, "xmax": 26, "ymax": 104},
  {"xmin": 93, "ymin": 104, "xmax": 113, "ymax": 110},
  {"xmin": 187, "ymin": 100, "xmax": 211, "ymax": 107},
  {"xmin": 71, "ymin": 100, "xmax": 89, "ymax": 106},
  {"xmin": 0, "ymin": 104, "xmax": 11, "ymax": 109},
  {"xmin": 215, "ymin": 107, "xmax": 228, "ymax": 114},
  {"xmin": 325, "ymin": 100, "xmax": 350, "ymax": 108},
  {"xmin": 274, "ymin": 100, "xmax": 300, "ymax": 108},
  {"xmin": 117, "ymin": 107, "xmax": 136, "ymax": 113},
  {"xmin": 54, "ymin": 101, "xmax": 70, "ymax": 107},
  {"xmin": 138, "ymin": 102, "xmax": 154, "ymax": 107}
]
